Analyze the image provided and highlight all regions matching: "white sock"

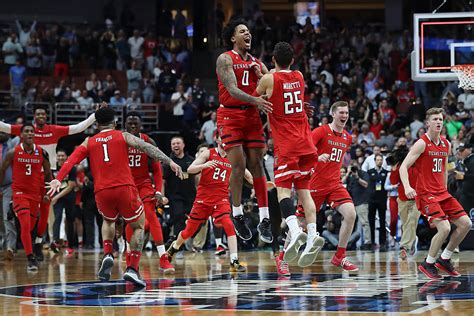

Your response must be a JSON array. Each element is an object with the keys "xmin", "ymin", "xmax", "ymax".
[
  {"xmin": 157, "ymin": 245, "xmax": 166, "ymax": 257},
  {"xmin": 230, "ymin": 253, "xmax": 238, "ymax": 262},
  {"xmin": 78, "ymin": 236, "xmax": 83, "ymax": 243},
  {"xmin": 441, "ymin": 249, "xmax": 453, "ymax": 260},
  {"xmin": 232, "ymin": 205, "xmax": 243, "ymax": 217},
  {"xmin": 285, "ymin": 215, "xmax": 301, "ymax": 237},
  {"xmin": 307, "ymin": 223, "xmax": 317, "ymax": 240},
  {"xmin": 35, "ymin": 237, "xmax": 43, "ymax": 244},
  {"xmin": 259, "ymin": 207, "xmax": 269, "ymax": 221},
  {"xmin": 426, "ymin": 255, "xmax": 436, "ymax": 264},
  {"xmin": 215, "ymin": 238, "xmax": 222, "ymax": 247},
  {"xmin": 172, "ymin": 241, "xmax": 180, "ymax": 250}
]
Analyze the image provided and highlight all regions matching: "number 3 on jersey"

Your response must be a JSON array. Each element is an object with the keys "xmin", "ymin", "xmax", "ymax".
[
  {"xmin": 212, "ymin": 167, "xmax": 227, "ymax": 182},
  {"xmin": 284, "ymin": 91, "xmax": 303, "ymax": 114},
  {"xmin": 432, "ymin": 158, "xmax": 443, "ymax": 173}
]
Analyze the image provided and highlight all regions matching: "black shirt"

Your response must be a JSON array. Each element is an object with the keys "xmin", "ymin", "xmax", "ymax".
[
  {"xmin": 163, "ymin": 154, "xmax": 196, "ymax": 202},
  {"xmin": 53, "ymin": 164, "xmax": 76, "ymax": 198},
  {"xmin": 460, "ymin": 153, "xmax": 474, "ymax": 211},
  {"xmin": 367, "ymin": 167, "xmax": 388, "ymax": 203},
  {"xmin": 347, "ymin": 171, "xmax": 370, "ymax": 206}
]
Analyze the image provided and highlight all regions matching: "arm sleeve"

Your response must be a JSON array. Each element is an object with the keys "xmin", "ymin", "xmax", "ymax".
[
  {"xmin": 56, "ymin": 146, "xmax": 88, "ymax": 182},
  {"xmin": 152, "ymin": 160, "xmax": 163, "ymax": 193},
  {"xmin": 0, "ymin": 121, "xmax": 12, "ymax": 134},
  {"xmin": 68, "ymin": 113, "xmax": 96, "ymax": 135}
]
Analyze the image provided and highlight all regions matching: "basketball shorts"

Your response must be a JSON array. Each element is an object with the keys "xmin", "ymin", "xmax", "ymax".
[
  {"xmin": 136, "ymin": 182, "xmax": 155, "ymax": 203},
  {"xmin": 12, "ymin": 194, "xmax": 40, "ymax": 217},
  {"xmin": 274, "ymin": 153, "xmax": 317, "ymax": 190},
  {"xmin": 310, "ymin": 185, "xmax": 353, "ymax": 212},
  {"xmin": 188, "ymin": 201, "xmax": 231, "ymax": 226},
  {"xmin": 96, "ymin": 185, "xmax": 144, "ymax": 223},
  {"xmin": 416, "ymin": 192, "xmax": 465, "ymax": 223},
  {"xmin": 217, "ymin": 105, "xmax": 265, "ymax": 149}
]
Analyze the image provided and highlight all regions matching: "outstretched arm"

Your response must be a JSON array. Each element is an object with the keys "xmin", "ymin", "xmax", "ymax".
[
  {"xmin": 0, "ymin": 150, "xmax": 14, "ymax": 184},
  {"xmin": 68, "ymin": 113, "xmax": 96, "ymax": 135},
  {"xmin": 147, "ymin": 138, "xmax": 163, "ymax": 192},
  {"xmin": 0, "ymin": 121, "xmax": 12, "ymax": 134}
]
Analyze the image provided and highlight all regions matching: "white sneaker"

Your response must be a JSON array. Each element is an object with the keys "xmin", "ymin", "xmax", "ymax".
[
  {"xmin": 283, "ymin": 230, "xmax": 307, "ymax": 263},
  {"xmin": 298, "ymin": 234, "xmax": 325, "ymax": 267}
]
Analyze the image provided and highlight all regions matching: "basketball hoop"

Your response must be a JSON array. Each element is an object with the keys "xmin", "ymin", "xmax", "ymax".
[{"xmin": 451, "ymin": 64, "xmax": 474, "ymax": 90}]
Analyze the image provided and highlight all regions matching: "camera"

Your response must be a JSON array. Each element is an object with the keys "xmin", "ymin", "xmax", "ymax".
[
  {"xmin": 351, "ymin": 166, "xmax": 358, "ymax": 173},
  {"xmin": 386, "ymin": 145, "xmax": 409, "ymax": 166}
]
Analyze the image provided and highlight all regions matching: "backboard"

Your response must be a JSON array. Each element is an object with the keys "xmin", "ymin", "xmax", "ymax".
[{"xmin": 412, "ymin": 12, "xmax": 474, "ymax": 82}]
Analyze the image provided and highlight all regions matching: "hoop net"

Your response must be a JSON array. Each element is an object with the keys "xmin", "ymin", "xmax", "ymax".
[{"xmin": 451, "ymin": 64, "xmax": 474, "ymax": 90}]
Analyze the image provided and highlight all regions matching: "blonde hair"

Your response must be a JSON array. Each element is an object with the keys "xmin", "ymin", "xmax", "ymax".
[
  {"xmin": 426, "ymin": 107, "xmax": 445, "ymax": 120},
  {"xmin": 330, "ymin": 101, "xmax": 349, "ymax": 115}
]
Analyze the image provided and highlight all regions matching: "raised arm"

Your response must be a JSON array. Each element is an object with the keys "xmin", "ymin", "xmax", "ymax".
[
  {"xmin": 68, "ymin": 113, "xmax": 96, "ymax": 135},
  {"xmin": 0, "ymin": 149, "xmax": 14, "ymax": 184},
  {"xmin": 187, "ymin": 149, "xmax": 214, "ymax": 175},
  {"xmin": 0, "ymin": 121, "xmax": 12, "ymax": 134},
  {"xmin": 400, "ymin": 139, "xmax": 425, "ymax": 199}
]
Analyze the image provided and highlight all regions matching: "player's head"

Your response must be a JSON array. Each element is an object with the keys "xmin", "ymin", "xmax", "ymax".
[
  {"xmin": 272, "ymin": 42, "xmax": 294, "ymax": 70},
  {"xmin": 330, "ymin": 101, "xmax": 349, "ymax": 129},
  {"xmin": 33, "ymin": 104, "xmax": 48, "ymax": 126},
  {"xmin": 223, "ymin": 19, "xmax": 251, "ymax": 51},
  {"xmin": 196, "ymin": 143, "xmax": 209, "ymax": 157},
  {"xmin": 20, "ymin": 123, "xmax": 35, "ymax": 145},
  {"xmin": 95, "ymin": 107, "xmax": 116, "ymax": 129},
  {"xmin": 425, "ymin": 107, "xmax": 445, "ymax": 134},
  {"xmin": 171, "ymin": 136, "xmax": 185, "ymax": 156},
  {"xmin": 56, "ymin": 149, "xmax": 68, "ymax": 166},
  {"xmin": 125, "ymin": 111, "xmax": 142, "ymax": 135}
]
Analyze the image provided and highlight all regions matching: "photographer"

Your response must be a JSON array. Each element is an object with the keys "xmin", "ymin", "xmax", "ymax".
[
  {"xmin": 346, "ymin": 165, "xmax": 371, "ymax": 249},
  {"xmin": 387, "ymin": 145, "xmax": 420, "ymax": 259},
  {"xmin": 322, "ymin": 209, "xmax": 360, "ymax": 250}
]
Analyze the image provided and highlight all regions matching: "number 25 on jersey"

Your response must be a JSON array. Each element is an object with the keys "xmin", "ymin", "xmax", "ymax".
[{"xmin": 284, "ymin": 91, "xmax": 303, "ymax": 114}]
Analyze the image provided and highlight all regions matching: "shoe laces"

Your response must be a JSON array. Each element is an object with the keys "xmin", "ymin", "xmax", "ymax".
[{"xmin": 280, "ymin": 260, "xmax": 289, "ymax": 271}]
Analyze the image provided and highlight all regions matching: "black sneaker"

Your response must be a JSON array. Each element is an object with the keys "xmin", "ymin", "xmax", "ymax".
[
  {"xmin": 97, "ymin": 254, "xmax": 114, "ymax": 281},
  {"xmin": 231, "ymin": 215, "xmax": 252, "ymax": 241},
  {"xmin": 230, "ymin": 259, "xmax": 247, "ymax": 272},
  {"xmin": 419, "ymin": 261, "xmax": 443, "ymax": 280},
  {"xmin": 27, "ymin": 254, "xmax": 38, "ymax": 272},
  {"xmin": 33, "ymin": 243, "xmax": 44, "ymax": 261},
  {"xmin": 257, "ymin": 218, "xmax": 273, "ymax": 243},
  {"xmin": 50, "ymin": 241, "xmax": 61, "ymax": 254},
  {"xmin": 123, "ymin": 267, "xmax": 146, "ymax": 287},
  {"xmin": 166, "ymin": 241, "xmax": 179, "ymax": 260},
  {"xmin": 435, "ymin": 257, "xmax": 461, "ymax": 277}
]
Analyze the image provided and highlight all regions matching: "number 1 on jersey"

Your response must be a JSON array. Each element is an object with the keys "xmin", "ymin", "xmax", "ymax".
[
  {"xmin": 102, "ymin": 144, "xmax": 110, "ymax": 162},
  {"xmin": 242, "ymin": 70, "xmax": 249, "ymax": 86}
]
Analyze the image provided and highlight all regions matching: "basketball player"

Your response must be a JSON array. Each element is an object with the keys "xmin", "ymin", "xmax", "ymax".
[
  {"xmin": 48, "ymin": 107, "xmax": 183, "ymax": 287},
  {"xmin": 0, "ymin": 124, "xmax": 52, "ymax": 271},
  {"xmin": 400, "ymin": 107, "xmax": 472, "ymax": 279},
  {"xmin": 123, "ymin": 112, "xmax": 174, "ymax": 272},
  {"xmin": 309, "ymin": 101, "xmax": 359, "ymax": 272},
  {"xmin": 216, "ymin": 19, "xmax": 273, "ymax": 243},
  {"xmin": 0, "ymin": 104, "xmax": 97, "ymax": 260},
  {"xmin": 167, "ymin": 133, "xmax": 248, "ymax": 272},
  {"xmin": 255, "ymin": 42, "xmax": 325, "ymax": 268}
]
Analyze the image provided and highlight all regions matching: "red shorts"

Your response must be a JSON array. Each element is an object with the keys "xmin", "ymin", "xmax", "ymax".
[
  {"xmin": 96, "ymin": 185, "xmax": 144, "ymax": 223},
  {"xmin": 311, "ymin": 185, "xmax": 353, "ymax": 212},
  {"xmin": 136, "ymin": 182, "xmax": 155, "ymax": 203},
  {"xmin": 12, "ymin": 195, "xmax": 40, "ymax": 217},
  {"xmin": 188, "ymin": 201, "xmax": 231, "ymax": 226},
  {"xmin": 217, "ymin": 105, "xmax": 265, "ymax": 149},
  {"xmin": 274, "ymin": 153, "xmax": 317, "ymax": 190},
  {"xmin": 416, "ymin": 192, "xmax": 465, "ymax": 223}
]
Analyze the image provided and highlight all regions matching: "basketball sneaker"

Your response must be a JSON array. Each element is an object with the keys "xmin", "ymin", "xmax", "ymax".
[
  {"xmin": 33, "ymin": 243, "xmax": 44, "ymax": 261},
  {"xmin": 283, "ymin": 230, "xmax": 307, "ymax": 263},
  {"xmin": 160, "ymin": 254, "xmax": 175, "ymax": 273},
  {"xmin": 215, "ymin": 245, "xmax": 227, "ymax": 256},
  {"xmin": 418, "ymin": 261, "xmax": 442, "ymax": 280},
  {"xmin": 97, "ymin": 253, "xmax": 114, "ymax": 281},
  {"xmin": 257, "ymin": 218, "xmax": 273, "ymax": 243},
  {"xmin": 123, "ymin": 267, "xmax": 146, "ymax": 287},
  {"xmin": 230, "ymin": 259, "xmax": 247, "ymax": 272},
  {"xmin": 331, "ymin": 256, "xmax": 359, "ymax": 272},
  {"xmin": 50, "ymin": 241, "xmax": 61, "ymax": 254},
  {"xmin": 231, "ymin": 215, "xmax": 252, "ymax": 241},
  {"xmin": 27, "ymin": 254, "xmax": 38, "ymax": 272},
  {"xmin": 275, "ymin": 252, "xmax": 290, "ymax": 276},
  {"xmin": 435, "ymin": 257, "xmax": 461, "ymax": 277},
  {"xmin": 298, "ymin": 233, "xmax": 325, "ymax": 267}
]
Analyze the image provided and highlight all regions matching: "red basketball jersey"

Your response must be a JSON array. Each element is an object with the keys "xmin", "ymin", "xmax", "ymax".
[
  {"xmin": 217, "ymin": 50, "xmax": 262, "ymax": 106},
  {"xmin": 87, "ymin": 130, "xmax": 135, "ymax": 193},
  {"xmin": 128, "ymin": 133, "xmax": 152, "ymax": 186},
  {"xmin": 310, "ymin": 124, "xmax": 352, "ymax": 192},
  {"xmin": 11, "ymin": 144, "xmax": 45, "ymax": 201},
  {"xmin": 195, "ymin": 148, "xmax": 232, "ymax": 205},
  {"xmin": 268, "ymin": 70, "xmax": 316, "ymax": 158},
  {"xmin": 415, "ymin": 134, "xmax": 450, "ymax": 196}
]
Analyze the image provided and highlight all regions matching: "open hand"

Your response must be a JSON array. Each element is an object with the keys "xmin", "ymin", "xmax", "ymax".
[{"xmin": 46, "ymin": 179, "xmax": 61, "ymax": 196}]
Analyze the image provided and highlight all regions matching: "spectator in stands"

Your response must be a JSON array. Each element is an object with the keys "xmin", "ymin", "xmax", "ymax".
[
  {"xmin": 9, "ymin": 59, "xmax": 26, "ymax": 107},
  {"xmin": 445, "ymin": 114, "xmax": 463, "ymax": 140},
  {"xmin": 199, "ymin": 111, "xmax": 217, "ymax": 146},
  {"xmin": 115, "ymin": 30, "xmax": 130, "ymax": 71},
  {"xmin": 101, "ymin": 30, "xmax": 117, "ymax": 70},
  {"xmin": 128, "ymin": 29, "xmax": 144, "ymax": 66},
  {"xmin": 362, "ymin": 145, "xmax": 389, "ymax": 172},
  {"xmin": 182, "ymin": 94, "xmax": 199, "ymax": 131},
  {"xmin": 40, "ymin": 29, "xmax": 56, "ymax": 73},
  {"xmin": 458, "ymin": 89, "xmax": 474, "ymax": 110},
  {"xmin": 54, "ymin": 37, "xmax": 70, "ymax": 78},
  {"xmin": 85, "ymin": 31, "xmax": 101, "ymax": 70},
  {"xmin": 70, "ymin": 82, "xmax": 81, "ymax": 99},
  {"xmin": 86, "ymin": 73, "xmax": 102, "ymax": 100},
  {"xmin": 2, "ymin": 33, "xmax": 23, "ymax": 74},
  {"xmin": 357, "ymin": 123, "xmax": 376, "ymax": 146},
  {"xmin": 15, "ymin": 19, "xmax": 37, "ymax": 48},
  {"xmin": 170, "ymin": 83, "xmax": 187, "ymax": 129},
  {"xmin": 142, "ymin": 71, "xmax": 155, "ymax": 103},
  {"xmin": 102, "ymin": 74, "xmax": 117, "ymax": 101},
  {"xmin": 170, "ymin": 53, "xmax": 183, "ymax": 78},
  {"xmin": 25, "ymin": 36, "xmax": 42, "ymax": 76},
  {"xmin": 53, "ymin": 79, "xmax": 68, "ymax": 102},
  {"xmin": 410, "ymin": 114, "xmax": 424, "ymax": 139},
  {"xmin": 143, "ymin": 32, "xmax": 157, "ymax": 66},
  {"xmin": 379, "ymin": 99, "xmax": 396, "ymax": 127},
  {"xmin": 189, "ymin": 78, "xmax": 206, "ymax": 108},
  {"xmin": 126, "ymin": 90, "xmax": 141, "ymax": 110},
  {"xmin": 127, "ymin": 60, "xmax": 142, "ymax": 94},
  {"xmin": 109, "ymin": 90, "xmax": 126, "ymax": 108},
  {"xmin": 158, "ymin": 63, "xmax": 177, "ymax": 103},
  {"xmin": 77, "ymin": 90, "xmax": 94, "ymax": 110}
]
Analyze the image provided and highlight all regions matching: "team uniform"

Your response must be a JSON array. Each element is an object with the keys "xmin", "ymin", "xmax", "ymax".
[
  {"xmin": 11, "ymin": 144, "xmax": 45, "ymax": 256},
  {"xmin": 415, "ymin": 134, "xmax": 464, "ymax": 222},
  {"xmin": 180, "ymin": 148, "xmax": 235, "ymax": 240},
  {"xmin": 217, "ymin": 50, "xmax": 265, "ymax": 149},
  {"xmin": 268, "ymin": 70, "xmax": 317, "ymax": 189},
  {"xmin": 309, "ymin": 125, "xmax": 353, "ymax": 211}
]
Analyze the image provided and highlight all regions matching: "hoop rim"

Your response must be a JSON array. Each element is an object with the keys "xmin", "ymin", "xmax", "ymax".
[{"xmin": 451, "ymin": 64, "xmax": 474, "ymax": 70}]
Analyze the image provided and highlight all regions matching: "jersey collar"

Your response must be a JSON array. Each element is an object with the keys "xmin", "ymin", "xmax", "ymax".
[{"xmin": 20, "ymin": 143, "xmax": 36, "ymax": 153}]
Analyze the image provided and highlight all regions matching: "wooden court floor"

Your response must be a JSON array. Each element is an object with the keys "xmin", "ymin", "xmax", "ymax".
[{"xmin": 1, "ymin": 249, "xmax": 474, "ymax": 315}]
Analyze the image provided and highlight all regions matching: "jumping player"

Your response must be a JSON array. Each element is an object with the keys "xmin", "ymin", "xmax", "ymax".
[
  {"xmin": 123, "ymin": 112, "xmax": 174, "ymax": 272},
  {"xmin": 0, "ymin": 124, "xmax": 52, "ymax": 271},
  {"xmin": 309, "ymin": 101, "xmax": 359, "ymax": 272},
  {"xmin": 48, "ymin": 107, "xmax": 183, "ymax": 287},
  {"xmin": 0, "ymin": 104, "xmax": 97, "ymax": 260},
  {"xmin": 256, "ymin": 42, "xmax": 325, "ymax": 268},
  {"xmin": 400, "ymin": 107, "xmax": 472, "ymax": 279},
  {"xmin": 167, "ymin": 133, "xmax": 248, "ymax": 272},
  {"xmin": 216, "ymin": 19, "xmax": 273, "ymax": 243}
]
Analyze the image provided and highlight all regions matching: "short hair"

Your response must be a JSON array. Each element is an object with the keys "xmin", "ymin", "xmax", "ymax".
[
  {"xmin": 272, "ymin": 42, "xmax": 293, "ymax": 68},
  {"xmin": 196, "ymin": 144, "xmax": 209, "ymax": 152},
  {"xmin": 33, "ymin": 104, "xmax": 48, "ymax": 113},
  {"xmin": 222, "ymin": 19, "xmax": 249, "ymax": 48},
  {"xmin": 426, "ymin": 107, "xmax": 445, "ymax": 119},
  {"xmin": 125, "ymin": 111, "xmax": 142, "ymax": 119},
  {"xmin": 330, "ymin": 101, "xmax": 349, "ymax": 114},
  {"xmin": 374, "ymin": 153, "xmax": 384, "ymax": 160},
  {"xmin": 20, "ymin": 123, "xmax": 35, "ymax": 132},
  {"xmin": 56, "ymin": 148, "xmax": 67, "ymax": 154},
  {"xmin": 95, "ymin": 107, "xmax": 116, "ymax": 125},
  {"xmin": 171, "ymin": 135, "xmax": 184, "ymax": 143}
]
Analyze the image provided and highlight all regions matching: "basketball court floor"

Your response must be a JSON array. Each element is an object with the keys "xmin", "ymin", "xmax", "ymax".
[{"xmin": 1, "ymin": 249, "xmax": 474, "ymax": 315}]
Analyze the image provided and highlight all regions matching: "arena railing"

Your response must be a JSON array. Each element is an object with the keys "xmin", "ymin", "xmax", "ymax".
[
  {"xmin": 55, "ymin": 102, "xmax": 89, "ymax": 126},
  {"xmin": 25, "ymin": 102, "xmax": 53, "ymax": 124},
  {"xmin": 132, "ymin": 103, "xmax": 160, "ymax": 131}
]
